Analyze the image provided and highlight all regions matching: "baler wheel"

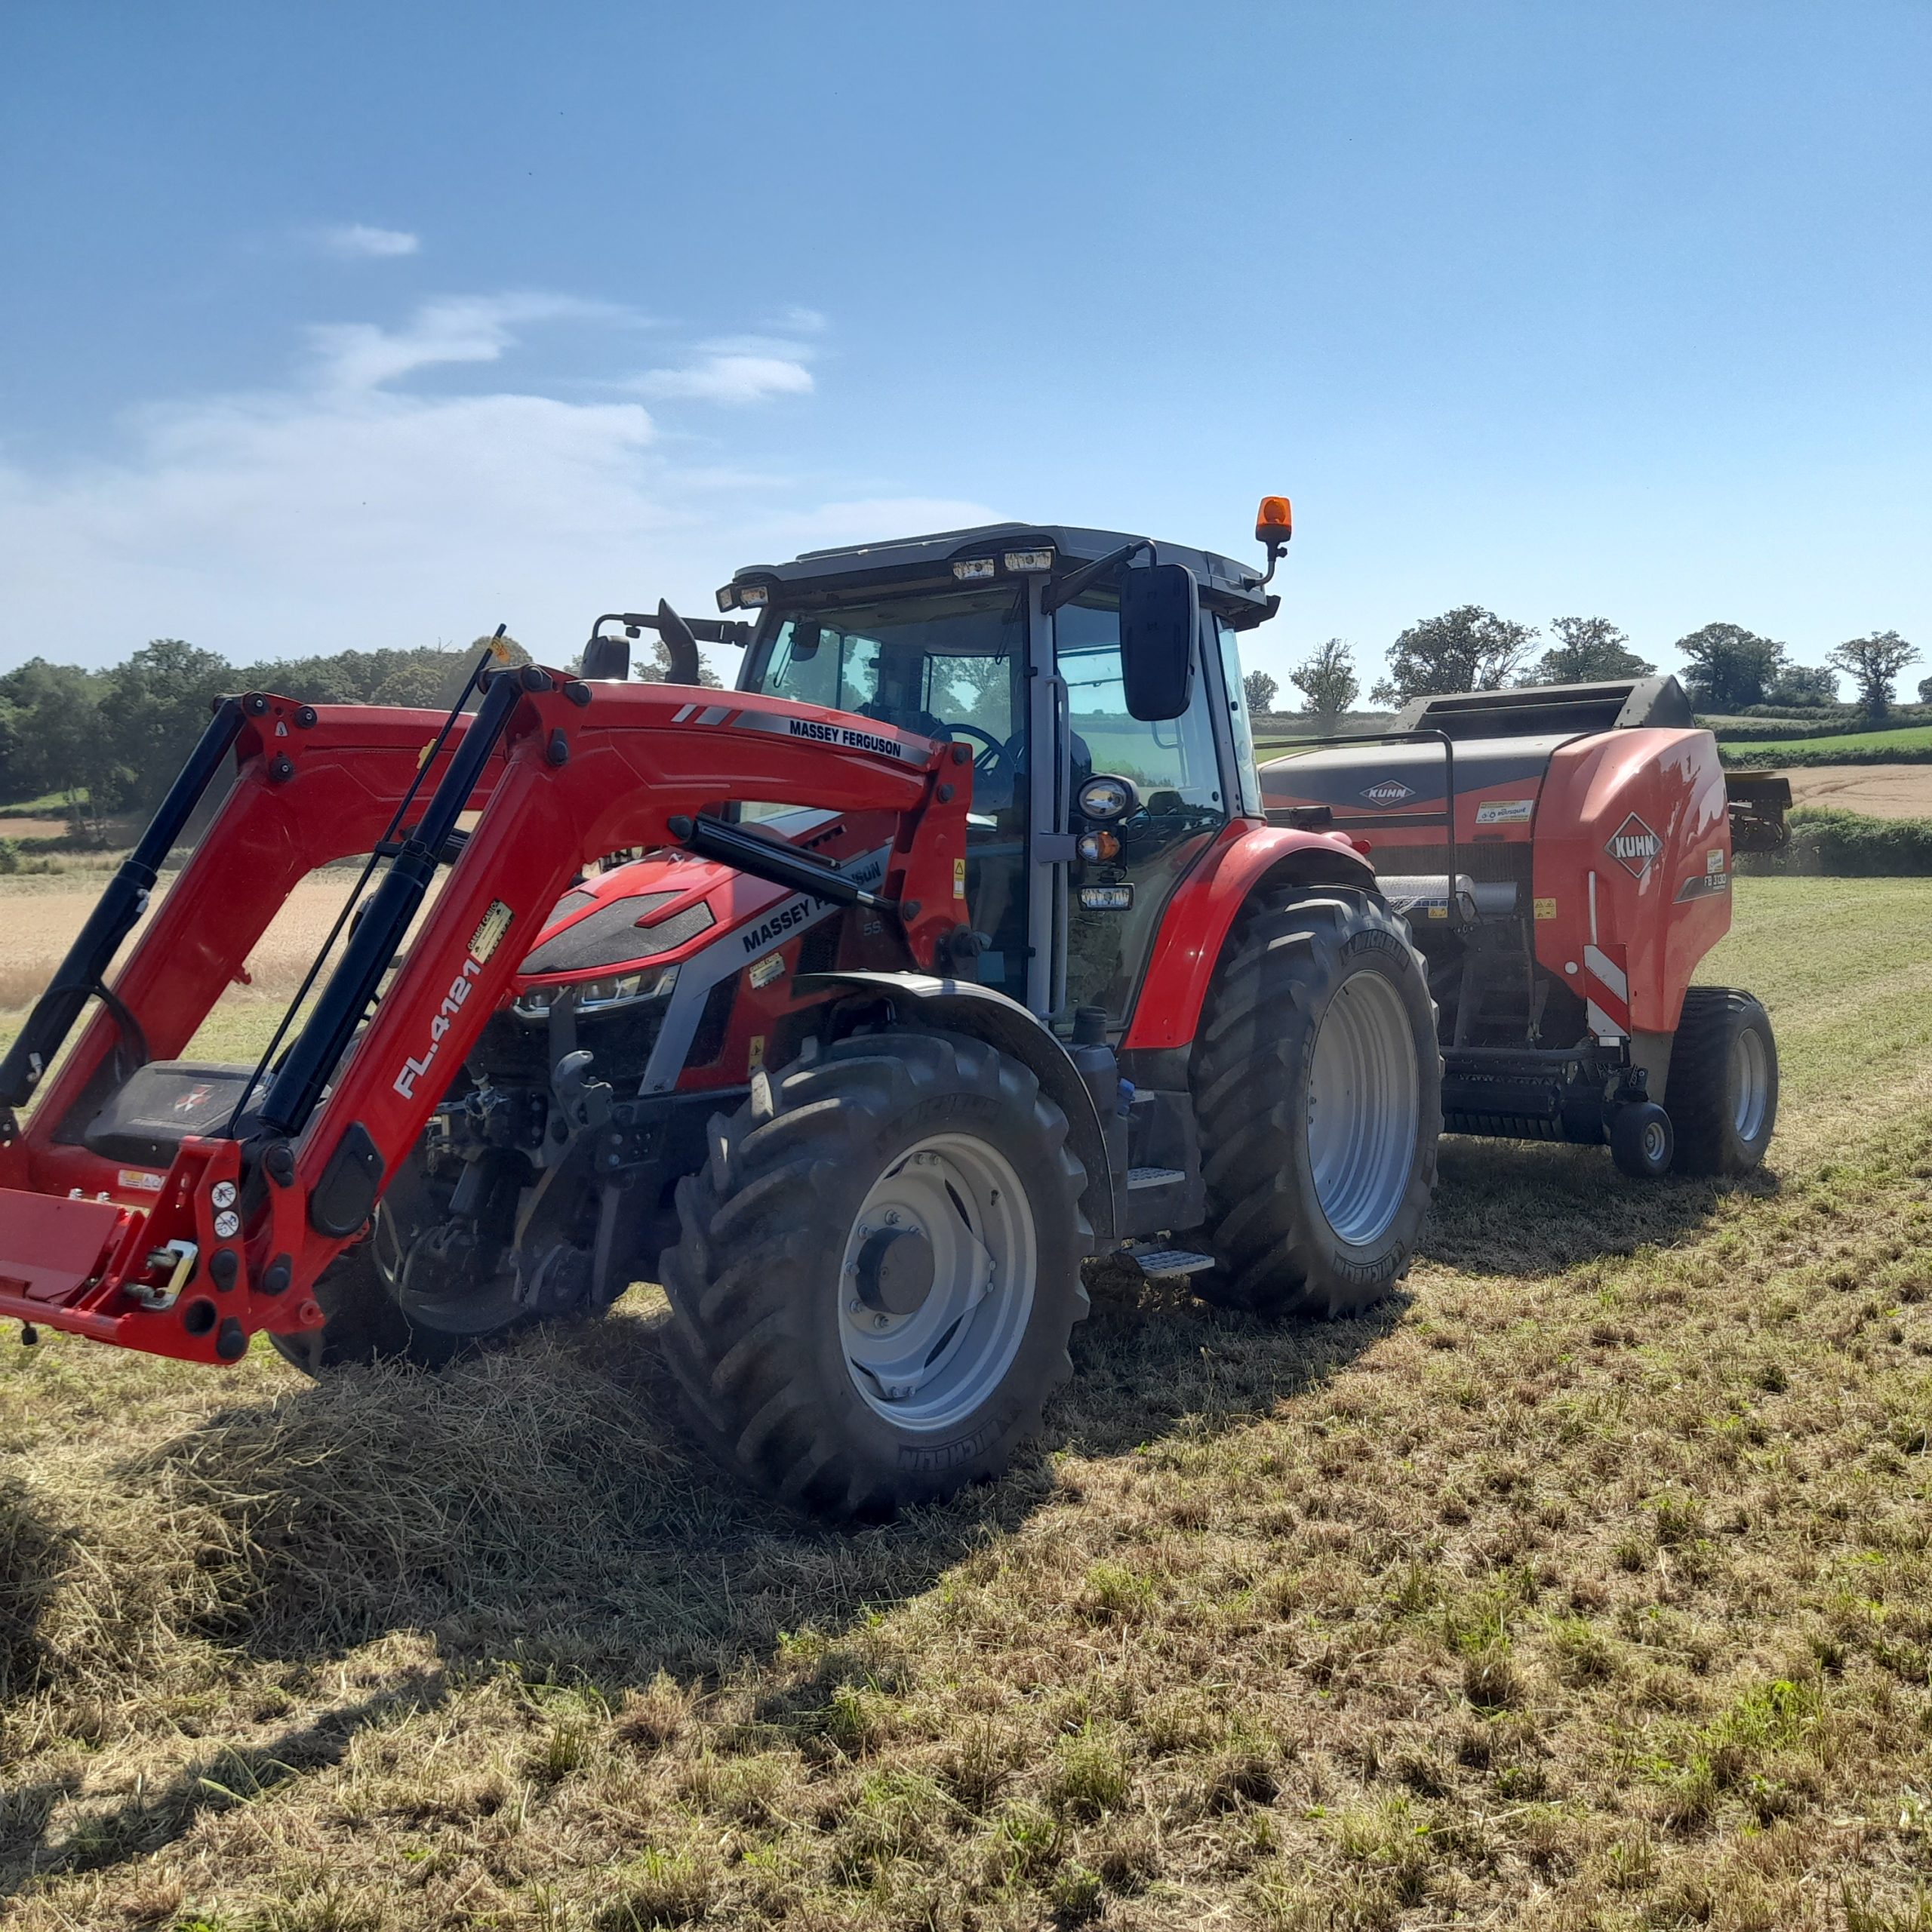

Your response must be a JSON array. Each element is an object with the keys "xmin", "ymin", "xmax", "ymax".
[
  {"xmin": 660, "ymin": 1030, "xmax": 1090, "ymax": 1519},
  {"xmin": 1667, "ymin": 987, "xmax": 1779, "ymax": 1176},
  {"xmin": 1610, "ymin": 1100, "xmax": 1675, "ymax": 1178},
  {"xmin": 1189, "ymin": 886, "xmax": 1440, "ymax": 1319}
]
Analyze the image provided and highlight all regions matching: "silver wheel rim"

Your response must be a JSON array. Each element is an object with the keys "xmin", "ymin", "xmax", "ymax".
[
  {"xmin": 1731, "ymin": 1026, "xmax": 1770, "ymax": 1142},
  {"xmin": 838, "ymin": 1132, "xmax": 1037, "ymax": 1432},
  {"xmin": 1307, "ymin": 968, "xmax": 1421, "ymax": 1246},
  {"xmin": 1641, "ymin": 1116, "xmax": 1668, "ymax": 1164}
]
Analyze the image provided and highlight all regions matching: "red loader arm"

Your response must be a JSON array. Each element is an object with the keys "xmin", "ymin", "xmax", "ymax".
[{"xmin": 0, "ymin": 670, "xmax": 969, "ymax": 1363}]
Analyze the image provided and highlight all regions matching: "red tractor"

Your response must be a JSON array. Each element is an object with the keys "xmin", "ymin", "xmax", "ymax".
[{"xmin": 0, "ymin": 503, "xmax": 1774, "ymax": 1516}]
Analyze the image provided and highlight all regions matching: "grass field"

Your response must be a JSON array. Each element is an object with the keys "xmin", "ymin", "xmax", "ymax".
[
  {"xmin": 3, "ymin": 878, "xmax": 1932, "ymax": 1929},
  {"xmin": 1724, "ymin": 725, "xmax": 1932, "ymax": 768}
]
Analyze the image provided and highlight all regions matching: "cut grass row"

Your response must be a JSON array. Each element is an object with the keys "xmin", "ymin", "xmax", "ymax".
[{"xmin": 0, "ymin": 878, "xmax": 1929, "ymax": 1929}]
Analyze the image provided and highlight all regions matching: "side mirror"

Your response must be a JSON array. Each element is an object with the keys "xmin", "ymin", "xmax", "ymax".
[
  {"xmin": 1118, "ymin": 562, "xmax": 1198, "ymax": 721},
  {"xmin": 580, "ymin": 633, "xmax": 630, "ymax": 681}
]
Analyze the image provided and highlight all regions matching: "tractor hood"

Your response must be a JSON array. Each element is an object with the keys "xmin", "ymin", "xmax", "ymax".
[{"xmin": 509, "ymin": 808, "xmax": 897, "ymax": 997}]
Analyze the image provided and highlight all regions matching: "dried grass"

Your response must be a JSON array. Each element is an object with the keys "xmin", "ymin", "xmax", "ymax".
[
  {"xmin": 0, "ymin": 873, "xmax": 359, "ymax": 1014},
  {"xmin": 1, "ymin": 878, "xmax": 1930, "ymax": 1927}
]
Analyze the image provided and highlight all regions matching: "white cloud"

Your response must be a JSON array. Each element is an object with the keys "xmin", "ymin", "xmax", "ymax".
[
  {"xmin": 0, "ymin": 295, "xmax": 985, "ymax": 674},
  {"xmin": 307, "ymin": 293, "xmax": 620, "ymax": 393},
  {"xmin": 629, "ymin": 353, "xmax": 815, "ymax": 405},
  {"xmin": 316, "ymin": 223, "xmax": 421, "ymax": 260}
]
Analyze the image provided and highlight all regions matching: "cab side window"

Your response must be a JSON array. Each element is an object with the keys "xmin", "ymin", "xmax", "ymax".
[
  {"xmin": 1056, "ymin": 600, "xmax": 1222, "ymax": 805},
  {"xmin": 1057, "ymin": 598, "xmax": 1228, "ymax": 1022}
]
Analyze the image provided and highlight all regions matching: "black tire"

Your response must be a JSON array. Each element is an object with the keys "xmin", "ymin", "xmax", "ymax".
[
  {"xmin": 268, "ymin": 1159, "xmax": 539, "ymax": 1375},
  {"xmin": 660, "ymin": 1030, "xmax": 1090, "ymax": 1519},
  {"xmin": 1189, "ymin": 885, "xmax": 1441, "ymax": 1318},
  {"xmin": 1610, "ymin": 1100, "xmax": 1674, "ymax": 1178},
  {"xmin": 268, "ymin": 1239, "xmax": 426, "ymax": 1374},
  {"xmin": 1667, "ymin": 986, "xmax": 1778, "ymax": 1176}
]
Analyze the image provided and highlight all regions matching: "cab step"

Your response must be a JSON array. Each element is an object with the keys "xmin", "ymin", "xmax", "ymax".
[
  {"xmin": 1121, "ymin": 1242, "xmax": 1217, "ymax": 1278},
  {"xmin": 1125, "ymin": 1166, "xmax": 1186, "ymax": 1190}
]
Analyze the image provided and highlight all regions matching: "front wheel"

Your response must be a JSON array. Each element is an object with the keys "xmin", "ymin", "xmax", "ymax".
[
  {"xmin": 660, "ymin": 1030, "xmax": 1091, "ymax": 1518},
  {"xmin": 1189, "ymin": 885, "xmax": 1441, "ymax": 1318},
  {"xmin": 1611, "ymin": 1100, "xmax": 1675, "ymax": 1178},
  {"xmin": 268, "ymin": 1155, "xmax": 558, "ymax": 1374}
]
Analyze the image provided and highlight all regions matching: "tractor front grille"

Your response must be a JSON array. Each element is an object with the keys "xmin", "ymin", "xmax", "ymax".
[{"xmin": 467, "ymin": 1003, "xmax": 668, "ymax": 1091}]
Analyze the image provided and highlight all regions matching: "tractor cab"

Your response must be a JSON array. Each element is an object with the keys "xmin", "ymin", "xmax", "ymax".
[{"xmin": 714, "ymin": 525, "xmax": 1275, "ymax": 1029}]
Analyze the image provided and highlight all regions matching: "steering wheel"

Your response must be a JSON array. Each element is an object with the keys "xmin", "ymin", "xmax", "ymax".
[{"xmin": 947, "ymin": 722, "xmax": 1013, "ymax": 776}]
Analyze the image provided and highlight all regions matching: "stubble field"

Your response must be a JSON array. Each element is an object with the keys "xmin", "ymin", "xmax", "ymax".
[{"xmin": 2, "ymin": 875, "xmax": 1930, "ymax": 1930}]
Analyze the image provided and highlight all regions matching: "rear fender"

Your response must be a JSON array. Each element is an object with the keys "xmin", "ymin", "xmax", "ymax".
[
  {"xmin": 792, "ymin": 971, "xmax": 1114, "ymax": 1244},
  {"xmin": 1121, "ymin": 823, "xmax": 1377, "ymax": 1054}
]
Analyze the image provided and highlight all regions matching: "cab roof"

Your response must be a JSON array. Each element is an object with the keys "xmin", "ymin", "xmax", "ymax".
[{"xmin": 720, "ymin": 522, "xmax": 1277, "ymax": 629}]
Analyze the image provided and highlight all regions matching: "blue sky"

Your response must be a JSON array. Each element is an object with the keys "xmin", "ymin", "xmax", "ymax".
[{"xmin": 2, "ymin": 2, "xmax": 1927, "ymax": 698}]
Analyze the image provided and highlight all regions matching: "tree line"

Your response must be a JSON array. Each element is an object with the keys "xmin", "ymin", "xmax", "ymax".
[
  {"xmin": 1242, "ymin": 612, "xmax": 1924, "ymax": 729},
  {"xmin": 0, "ymin": 627, "xmax": 724, "ymax": 820},
  {"xmin": 6, "ymin": 614, "xmax": 1921, "ymax": 821},
  {"xmin": 0, "ymin": 638, "xmax": 513, "ymax": 817}
]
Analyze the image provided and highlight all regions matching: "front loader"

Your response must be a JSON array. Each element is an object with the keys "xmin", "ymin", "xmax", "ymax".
[{"xmin": 1, "ymin": 506, "xmax": 1447, "ymax": 1516}]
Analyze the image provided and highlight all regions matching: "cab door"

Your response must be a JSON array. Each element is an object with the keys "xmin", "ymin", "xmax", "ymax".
[{"xmin": 1051, "ymin": 595, "xmax": 1232, "ymax": 1024}]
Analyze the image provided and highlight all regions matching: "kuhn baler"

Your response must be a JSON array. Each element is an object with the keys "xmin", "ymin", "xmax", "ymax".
[{"xmin": 1259, "ymin": 676, "xmax": 1784, "ymax": 1177}]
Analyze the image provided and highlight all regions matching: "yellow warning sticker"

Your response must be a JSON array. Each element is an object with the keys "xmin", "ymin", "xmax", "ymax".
[
  {"xmin": 953, "ymin": 857, "xmax": 967, "ymax": 900},
  {"xmin": 1534, "ymin": 897, "xmax": 1558, "ymax": 920},
  {"xmin": 748, "ymin": 1035, "xmax": 766, "ymax": 1070},
  {"xmin": 469, "ymin": 900, "xmax": 514, "ymax": 963},
  {"xmin": 118, "ymin": 1168, "xmax": 165, "ymax": 1193}
]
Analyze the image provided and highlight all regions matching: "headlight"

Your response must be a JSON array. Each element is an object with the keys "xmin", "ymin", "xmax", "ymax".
[
  {"xmin": 1076, "ymin": 774, "xmax": 1138, "ymax": 822},
  {"xmin": 513, "ymin": 964, "xmax": 678, "ymax": 1021}
]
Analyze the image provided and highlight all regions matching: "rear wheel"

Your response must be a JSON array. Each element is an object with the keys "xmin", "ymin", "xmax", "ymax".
[
  {"xmin": 1189, "ymin": 886, "xmax": 1441, "ymax": 1318},
  {"xmin": 660, "ymin": 1030, "xmax": 1090, "ymax": 1518},
  {"xmin": 1667, "ymin": 987, "xmax": 1778, "ymax": 1175}
]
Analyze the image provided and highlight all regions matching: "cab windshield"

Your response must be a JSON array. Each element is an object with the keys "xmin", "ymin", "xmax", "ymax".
[{"xmin": 745, "ymin": 588, "xmax": 1026, "ymax": 812}]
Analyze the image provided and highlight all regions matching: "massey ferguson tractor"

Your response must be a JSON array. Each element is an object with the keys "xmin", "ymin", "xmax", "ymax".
[{"xmin": 0, "ymin": 500, "xmax": 1780, "ymax": 1517}]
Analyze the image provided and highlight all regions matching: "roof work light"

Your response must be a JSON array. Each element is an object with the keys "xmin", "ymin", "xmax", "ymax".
[{"xmin": 1255, "ymin": 494, "xmax": 1293, "ymax": 585}]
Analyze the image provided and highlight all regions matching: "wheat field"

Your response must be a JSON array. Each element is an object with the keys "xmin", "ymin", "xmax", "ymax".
[{"xmin": 0, "ymin": 874, "xmax": 361, "ymax": 1020}]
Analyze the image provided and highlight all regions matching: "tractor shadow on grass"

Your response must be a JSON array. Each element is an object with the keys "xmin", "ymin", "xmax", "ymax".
[
  {"xmin": 2, "ymin": 1278, "xmax": 1398, "ymax": 1893},
  {"xmin": 2, "ymin": 1673, "xmax": 446, "ymax": 1896},
  {"xmin": 1424, "ymin": 1134, "xmax": 1780, "ymax": 1277}
]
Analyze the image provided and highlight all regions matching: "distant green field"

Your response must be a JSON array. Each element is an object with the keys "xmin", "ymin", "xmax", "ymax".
[
  {"xmin": 1724, "ymin": 723, "xmax": 1932, "ymax": 766},
  {"xmin": 0, "ymin": 787, "xmax": 88, "ymax": 817}
]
